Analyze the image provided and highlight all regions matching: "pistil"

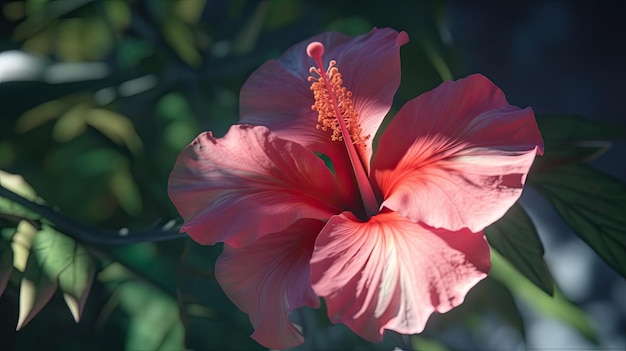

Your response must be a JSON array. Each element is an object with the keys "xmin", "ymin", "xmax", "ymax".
[{"xmin": 306, "ymin": 42, "xmax": 379, "ymax": 218}]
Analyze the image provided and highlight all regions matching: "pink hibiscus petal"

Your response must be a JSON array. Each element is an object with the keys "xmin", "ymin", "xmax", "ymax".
[
  {"xmin": 168, "ymin": 124, "xmax": 355, "ymax": 248},
  {"xmin": 310, "ymin": 210, "xmax": 490, "ymax": 342},
  {"xmin": 240, "ymin": 27, "xmax": 408, "ymax": 174},
  {"xmin": 372, "ymin": 74, "xmax": 543, "ymax": 232},
  {"xmin": 215, "ymin": 219, "xmax": 323, "ymax": 349}
]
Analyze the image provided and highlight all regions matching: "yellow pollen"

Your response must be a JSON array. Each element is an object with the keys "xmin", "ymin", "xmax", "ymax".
[{"xmin": 308, "ymin": 60, "xmax": 369, "ymax": 149}]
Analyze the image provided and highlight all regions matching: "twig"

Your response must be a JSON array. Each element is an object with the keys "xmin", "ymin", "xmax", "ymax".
[{"xmin": 0, "ymin": 185, "xmax": 184, "ymax": 245}]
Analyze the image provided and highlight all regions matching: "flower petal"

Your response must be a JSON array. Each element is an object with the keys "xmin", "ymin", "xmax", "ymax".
[
  {"xmin": 215, "ymin": 219, "xmax": 323, "ymax": 349},
  {"xmin": 240, "ymin": 27, "xmax": 408, "ymax": 173},
  {"xmin": 372, "ymin": 74, "xmax": 543, "ymax": 232},
  {"xmin": 168, "ymin": 124, "xmax": 354, "ymax": 248},
  {"xmin": 310, "ymin": 210, "xmax": 490, "ymax": 342}
]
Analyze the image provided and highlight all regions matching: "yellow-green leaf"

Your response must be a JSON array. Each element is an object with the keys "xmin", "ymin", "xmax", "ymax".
[
  {"xmin": 85, "ymin": 108, "xmax": 143, "ymax": 156},
  {"xmin": 79, "ymin": 18, "xmax": 113, "ymax": 60},
  {"xmin": 14, "ymin": 100, "xmax": 65, "ymax": 134},
  {"xmin": 109, "ymin": 162, "xmax": 142, "ymax": 216},
  {"xmin": 11, "ymin": 220, "xmax": 38, "ymax": 273},
  {"xmin": 162, "ymin": 17, "xmax": 201, "ymax": 67},
  {"xmin": 102, "ymin": 0, "xmax": 131, "ymax": 31},
  {"xmin": 17, "ymin": 272, "xmax": 58, "ymax": 330},
  {"xmin": 418, "ymin": 33, "xmax": 453, "ymax": 82},
  {"xmin": 0, "ymin": 171, "xmax": 42, "ymax": 221},
  {"xmin": 0, "ymin": 170, "xmax": 38, "ymax": 201},
  {"xmin": 52, "ymin": 103, "xmax": 88, "ymax": 143},
  {"xmin": 232, "ymin": 1, "xmax": 267, "ymax": 54},
  {"xmin": 175, "ymin": 0, "xmax": 205, "ymax": 25}
]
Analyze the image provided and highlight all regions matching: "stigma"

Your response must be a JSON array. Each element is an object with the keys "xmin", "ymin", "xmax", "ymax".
[{"xmin": 306, "ymin": 42, "xmax": 369, "ymax": 150}]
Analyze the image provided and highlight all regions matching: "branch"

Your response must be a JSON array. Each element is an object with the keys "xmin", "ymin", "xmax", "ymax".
[{"xmin": 0, "ymin": 185, "xmax": 184, "ymax": 245}]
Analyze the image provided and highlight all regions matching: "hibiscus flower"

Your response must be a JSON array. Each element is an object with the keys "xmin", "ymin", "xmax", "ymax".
[{"xmin": 168, "ymin": 28, "xmax": 543, "ymax": 349}]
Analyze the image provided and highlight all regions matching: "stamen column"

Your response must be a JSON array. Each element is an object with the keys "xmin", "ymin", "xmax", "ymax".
[{"xmin": 307, "ymin": 42, "xmax": 379, "ymax": 218}]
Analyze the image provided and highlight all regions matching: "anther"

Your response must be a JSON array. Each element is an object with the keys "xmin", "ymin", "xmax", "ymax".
[{"xmin": 306, "ymin": 44, "xmax": 369, "ymax": 149}]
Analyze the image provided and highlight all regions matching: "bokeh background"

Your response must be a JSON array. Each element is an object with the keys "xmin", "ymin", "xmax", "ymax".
[{"xmin": 0, "ymin": 0, "xmax": 624, "ymax": 350}]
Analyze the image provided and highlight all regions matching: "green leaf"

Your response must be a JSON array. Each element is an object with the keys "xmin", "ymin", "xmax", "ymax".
[
  {"xmin": 0, "ymin": 234, "xmax": 13, "ymax": 296},
  {"xmin": 119, "ymin": 281, "xmax": 185, "ymax": 351},
  {"xmin": 17, "ymin": 225, "xmax": 59, "ymax": 330},
  {"xmin": 490, "ymin": 250, "xmax": 597, "ymax": 343},
  {"xmin": 106, "ymin": 243, "xmax": 178, "ymax": 297},
  {"xmin": 1, "ymin": 173, "xmax": 95, "ymax": 322},
  {"xmin": 410, "ymin": 336, "xmax": 450, "ymax": 351},
  {"xmin": 533, "ymin": 115, "xmax": 626, "ymax": 173},
  {"xmin": 265, "ymin": 0, "xmax": 300, "ymax": 29},
  {"xmin": 485, "ymin": 204, "xmax": 554, "ymax": 295},
  {"xmin": 17, "ymin": 223, "xmax": 95, "ymax": 328},
  {"xmin": 530, "ymin": 163, "xmax": 626, "ymax": 278},
  {"xmin": 429, "ymin": 276, "xmax": 526, "ymax": 340},
  {"xmin": 537, "ymin": 114, "xmax": 626, "ymax": 141},
  {"xmin": 98, "ymin": 263, "xmax": 185, "ymax": 351},
  {"xmin": 479, "ymin": 277, "xmax": 527, "ymax": 338},
  {"xmin": 157, "ymin": 93, "xmax": 199, "ymax": 150},
  {"xmin": 8, "ymin": 220, "xmax": 48, "ymax": 330},
  {"xmin": 178, "ymin": 241, "xmax": 263, "ymax": 350},
  {"xmin": 58, "ymin": 241, "xmax": 96, "ymax": 322}
]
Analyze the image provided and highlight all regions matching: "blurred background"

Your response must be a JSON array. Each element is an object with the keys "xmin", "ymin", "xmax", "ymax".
[{"xmin": 0, "ymin": 0, "xmax": 624, "ymax": 350}]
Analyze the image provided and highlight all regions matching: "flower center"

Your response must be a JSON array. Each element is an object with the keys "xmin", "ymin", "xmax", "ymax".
[
  {"xmin": 306, "ymin": 41, "xmax": 379, "ymax": 218},
  {"xmin": 308, "ymin": 58, "xmax": 369, "ymax": 150}
]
